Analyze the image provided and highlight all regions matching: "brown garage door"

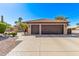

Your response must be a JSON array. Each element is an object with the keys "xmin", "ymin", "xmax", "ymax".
[
  {"xmin": 41, "ymin": 25, "xmax": 64, "ymax": 34},
  {"xmin": 31, "ymin": 25, "xmax": 39, "ymax": 34}
]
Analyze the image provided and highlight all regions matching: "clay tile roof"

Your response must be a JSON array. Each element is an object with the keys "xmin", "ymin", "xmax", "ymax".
[{"xmin": 24, "ymin": 18, "xmax": 69, "ymax": 23}]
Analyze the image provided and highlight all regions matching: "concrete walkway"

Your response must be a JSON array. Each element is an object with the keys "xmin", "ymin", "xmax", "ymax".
[{"xmin": 6, "ymin": 34, "xmax": 79, "ymax": 56}]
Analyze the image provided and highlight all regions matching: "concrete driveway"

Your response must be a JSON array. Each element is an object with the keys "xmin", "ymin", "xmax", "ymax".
[{"xmin": 7, "ymin": 35, "xmax": 79, "ymax": 56}]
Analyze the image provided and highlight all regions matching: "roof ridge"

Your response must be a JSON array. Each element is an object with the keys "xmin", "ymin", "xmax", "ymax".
[
  {"xmin": 34, "ymin": 18, "xmax": 50, "ymax": 20},
  {"xmin": 23, "ymin": 18, "xmax": 68, "ymax": 23}
]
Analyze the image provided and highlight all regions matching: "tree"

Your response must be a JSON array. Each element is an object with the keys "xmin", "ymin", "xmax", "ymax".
[
  {"xmin": 18, "ymin": 17, "xmax": 23, "ymax": 23},
  {"xmin": 0, "ymin": 15, "xmax": 12, "ymax": 34},
  {"xmin": 6, "ymin": 23, "xmax": 11, "ymax": 28},
  {"xmin": 15, "ymin": 17, "xmax": 23, "ymax": 24},
  {"xmin": 55, "ymin": 16, "xmax": 69, "ymax": 26},
  {"xmin": 1, "ymin": 15, "xmax": 4, "ymax": 23},
  {"xmin": 15, "ymin": 21, "xmax": 18, "ymax": 24},
  {"xmin": 55, "ymin": 16, "xmax": 68, "ymax": 20},
  {"xmin": 15, "ymin": 17, "xmax": 28, "ymax": 35},
  {"xmin": 20, "ymin": 23, "xmax": 28, "ymax": 35},
  {"xmin": 76, "ymin": 23, "xmax": 79, "ymax": 25},
  {"xmin": 76, "ymin": 23, "xmax": 79, "ymax": 27},
  {"xmin": 5, "ymin": 23, "xmax": 13, "ymax": 32},
  {"xmin": 0, "ymin": 22, "xmax": 6, "ymax": 33}
]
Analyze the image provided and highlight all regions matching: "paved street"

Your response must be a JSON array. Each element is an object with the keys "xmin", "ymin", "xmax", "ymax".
[{"xmin": 7, "ymin": 34, "xmax": 79, "ymax": 56}]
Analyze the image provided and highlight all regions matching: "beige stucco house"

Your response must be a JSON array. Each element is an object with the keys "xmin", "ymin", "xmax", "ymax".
[{"xmin": 23, "ymin": 18, "xmax": 69, "ymax": 35}]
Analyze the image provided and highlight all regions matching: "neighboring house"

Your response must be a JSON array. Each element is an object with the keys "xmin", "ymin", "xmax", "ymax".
[
  {"xmin": 75, "ymin": 26, "xmax": 79, "ymax": 30},
  {"xmin": 23, "ymin": 18, "xmax": 69, "ymax": 35}
]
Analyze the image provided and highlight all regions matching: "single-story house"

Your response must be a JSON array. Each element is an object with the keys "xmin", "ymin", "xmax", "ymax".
[{"xmin": 23, "ymin": 18, "xmax": 69, "ymax": 35}]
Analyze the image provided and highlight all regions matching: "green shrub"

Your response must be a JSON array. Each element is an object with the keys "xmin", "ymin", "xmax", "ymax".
[
  {"xmin": 8, "ymin": 32, "xmax": 17, "ymax": 37},
  {"xmin": 12, "ymin": 32, "xmax": 17, "ymax": 37},
  {"xmin": 4, "ymin": 32, "xmax": 8, "ymax": 35},
  {"xmin": 0, "ymin": 22, "xmax": 6, "ymax": 33}
]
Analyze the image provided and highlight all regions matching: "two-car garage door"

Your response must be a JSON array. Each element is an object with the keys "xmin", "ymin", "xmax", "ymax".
[{"xmin": 31, "ymin": 25, "xmax": 64, "ymax": 34}]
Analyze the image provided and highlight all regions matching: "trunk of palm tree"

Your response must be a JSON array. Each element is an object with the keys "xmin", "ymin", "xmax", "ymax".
[{"xmin": 1, "ymin": 15, "xmax": 4, "ymax": 23}]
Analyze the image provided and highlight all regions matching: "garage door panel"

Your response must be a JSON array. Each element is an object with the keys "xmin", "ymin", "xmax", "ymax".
[
  {"xmin": 41, "ymin": 25, "xmax": 63, "ymax": 34},
  {"xmin": 31, "ymin": 25, "xmax": 39, "ymax": 34}
]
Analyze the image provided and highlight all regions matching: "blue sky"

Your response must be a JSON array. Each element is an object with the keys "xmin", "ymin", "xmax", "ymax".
[{"xmin": 0, "ymin": 3, "xmax": 79, "ymax": 26}]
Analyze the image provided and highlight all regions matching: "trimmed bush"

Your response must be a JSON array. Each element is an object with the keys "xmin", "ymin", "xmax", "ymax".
[
  {"xmin": 8, "ymin": 32, "xmax": 17, "ymax": 37},
  {"xmin": 0, "ymin": 22, "xmax": 6, "ymax": 33}
]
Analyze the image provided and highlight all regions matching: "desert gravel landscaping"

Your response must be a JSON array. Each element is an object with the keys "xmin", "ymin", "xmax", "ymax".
[
  {"xmin": 0, "ymin": 37, "xmax": 16, "ymax": 56},
  {"xmin": 0, "ymin": 34, "xmax": 22, "ymax": 56}
]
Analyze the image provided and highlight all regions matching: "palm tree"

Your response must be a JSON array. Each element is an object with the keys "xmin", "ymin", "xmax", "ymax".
[
  {"xmin": 76, "ymin": 23, "xmax": 79, "ymax": 27},
  {"xmin": 18, "ymin": 17, "xmax": 23, "ymax": 23},
  {"xmin": 76, "ymin": 23, "xmax": 79, "ymax": 25},
  {"xmin": 15, "ymin": 21, "xmax": 18, "ymax": 24},
  {"xmin": 1, "ymin": 15, "xmax": 4, "ymax": 23},
  {"xmin": 55, "ymin": 16, "xmax": 68, "ymax": 20},
  {"xmin": 15, "ymin": 17, "xmax": 23, "ymax": 29},
  {"xmin": 15, "ymin": 17, "xmax": 23, "ymax": 24},
  {"xmin": 15, "ymin": 17, "xmax": 28, "ymax": 35},
  {"xmin": 55, "ymin": 16, "xmax": 69, "ymax": 26}
]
